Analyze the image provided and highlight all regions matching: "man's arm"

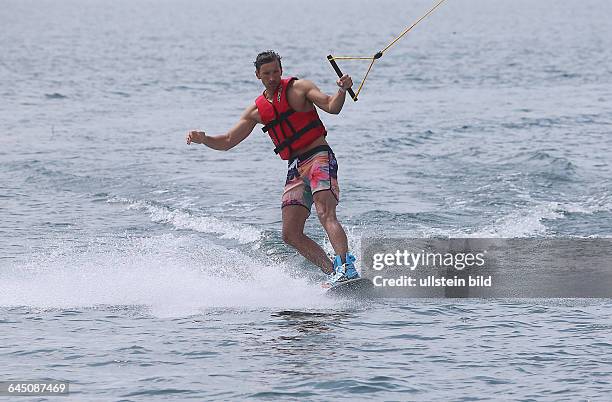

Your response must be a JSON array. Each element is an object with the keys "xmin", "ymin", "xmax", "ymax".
[
  {"xmin": 302, "ymin": 74, "xmax": 353, "ymax": 115},
  {"xmin": 186, "ymin": 104, "xmax": 260, "ymax": 150}
]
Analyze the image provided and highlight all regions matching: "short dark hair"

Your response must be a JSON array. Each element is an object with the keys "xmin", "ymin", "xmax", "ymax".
[{"xmin": 254, "ymin": 50, "xmax": 282, "ymax": 71}]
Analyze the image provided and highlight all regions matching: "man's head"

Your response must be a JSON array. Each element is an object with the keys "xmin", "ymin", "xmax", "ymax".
[{"xmin": 254, "ymin": 50, "xmax": 282, "ymax": 92}]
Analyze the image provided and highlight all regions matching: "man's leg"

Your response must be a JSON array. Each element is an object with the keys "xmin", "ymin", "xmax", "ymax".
[
  {"xmin": 313, "ymin": 190, "xmax": 349, "ymax": 259},
  {"xmin": 282, "ymin": 205, "xmax": 334, "ymax": 274}
]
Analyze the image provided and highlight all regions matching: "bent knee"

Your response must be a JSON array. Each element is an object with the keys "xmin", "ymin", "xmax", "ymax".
[
  {"xmin": 316, "ymin": 208, "xmax": 337, "ymax": 225},
  {"xmin": 282, "ymin": 230, "xmax": 303, "ymax": 246}
]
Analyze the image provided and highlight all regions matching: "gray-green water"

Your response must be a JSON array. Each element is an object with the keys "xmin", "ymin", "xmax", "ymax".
[{"xmin": 1, "ymin": 0, "xmax": 611, "ymax": 399}]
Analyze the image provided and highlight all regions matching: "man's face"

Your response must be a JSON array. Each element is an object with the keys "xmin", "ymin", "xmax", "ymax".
[{"xmin": 256, "ymin": 60, "xmax": 282, "ymax": 92}]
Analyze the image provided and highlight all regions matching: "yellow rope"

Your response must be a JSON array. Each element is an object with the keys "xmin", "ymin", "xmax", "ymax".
[
  {"xmin": 330, "ymin": 56, "xmax": 376, "ymax": 61},
  {"xmin": 355, "ymin": 57, "xmax": 376, "ymax": 98},
  {"xmin": 381, "ymin": 0, "xmax": 448, "ymax": 54},
  {"xmin": 327, "ymin": 0, "xmax": 448, "ymax": 99}
]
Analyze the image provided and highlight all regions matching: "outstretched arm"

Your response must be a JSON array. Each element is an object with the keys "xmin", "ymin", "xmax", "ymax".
[
  {"xmin": 186, "ymin": 104, "xmax": 260, "ymax": 151},
  {"xmin": 303, "ymin": 75, "xmax": 353, "ymax": 115}
]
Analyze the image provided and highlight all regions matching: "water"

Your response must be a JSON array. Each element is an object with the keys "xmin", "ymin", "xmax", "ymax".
[{"xmin": 1, "ymin": 0, "xmax": 611, "ymax": 399}]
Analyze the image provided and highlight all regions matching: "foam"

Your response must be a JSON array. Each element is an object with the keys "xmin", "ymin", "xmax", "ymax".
[
  {"xmin": 474, "ymin": 195, "xmax": 612, "ymax": 238},
  {"xmin": 108, "ymin": 197, "xmax": 262, "ymax": 244},
  {"xmin": 474, "ymin": 202, "xmax": 564, "ymax": 237},
  {"xmin": 0, "ymin": 234, "xmax": 338, "ymax": 315}
]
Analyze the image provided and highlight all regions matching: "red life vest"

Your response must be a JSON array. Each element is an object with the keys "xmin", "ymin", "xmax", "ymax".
[{"xmin": 255, "ymin": 77, "xmax": 327, "ymax": 160}]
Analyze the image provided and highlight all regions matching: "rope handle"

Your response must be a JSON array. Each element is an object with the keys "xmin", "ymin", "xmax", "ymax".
[
  {"xmin": 327, "ymin": 0, "xmax": 448, "ymax": 100},
  {"xmin": 327, "ymin": 55, "xmax": 358, "ymax": 102}
]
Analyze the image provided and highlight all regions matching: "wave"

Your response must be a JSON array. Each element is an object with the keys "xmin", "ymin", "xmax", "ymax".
[
  {"xmin": 364, "ymin": 192, "xmax": 612, "ymax": 238},
  {"xmin": 108, "ymin": 197, "xmax": 261, "ymax": 245},
  {"xmin": 44, "ymin": 92, "xmax": 68, "ymax": 100},
  {"xmin": 474, "ymin": 195, "xmax": 612, "ymax": 237},
  {"xmin": 0, "ymin": 234, "xmax": 337, "ymax": 315},
  {"xmin": 502, "ymin": 150, "xmax": 577, "ymax": 182}
]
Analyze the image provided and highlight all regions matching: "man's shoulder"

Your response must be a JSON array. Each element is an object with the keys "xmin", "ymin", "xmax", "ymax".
[
  {"xmin": 290, "ymin": 78, "xmax": 315, "ymax": 89},
  {"xmin": 288, "ymin": 78, "xmax": 316, "ymax": 99},
  {"xmin": 243, "ymin": 103, "xmax": 262, "ymax": 123}
]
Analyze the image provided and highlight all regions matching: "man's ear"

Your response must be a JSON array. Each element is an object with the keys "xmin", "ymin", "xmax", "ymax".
[{"xmin": 255, "ymin": 70, "xmax": 261, "ymax": 79}]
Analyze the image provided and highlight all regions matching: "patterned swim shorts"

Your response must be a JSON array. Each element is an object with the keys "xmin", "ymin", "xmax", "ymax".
[{"xmin": 281, "ymin": 145, "xmax": 340, "ymax": 211}]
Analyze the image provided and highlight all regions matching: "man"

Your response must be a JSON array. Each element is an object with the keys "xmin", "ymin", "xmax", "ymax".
[{"xmin": 186, "ymin": 50, "xmax": 358, "ymax": 286}]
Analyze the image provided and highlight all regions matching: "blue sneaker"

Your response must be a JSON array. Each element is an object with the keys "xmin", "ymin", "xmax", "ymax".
[
  {"xmin": 325, "ymin": 252, "xmax": 359, "ymax": 287},
  {"xmin": 343, "ymin": 253, "xmax": 359, "ymax": 279}
]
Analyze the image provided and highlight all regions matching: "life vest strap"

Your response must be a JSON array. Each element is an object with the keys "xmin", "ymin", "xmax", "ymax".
[
  {"xmin": 273, "ymin": 119, "xmax": 323, "ymax": 155},
  {"xmin": 261, "ymin": 109, "xmax": 295, "ymax": 133}
]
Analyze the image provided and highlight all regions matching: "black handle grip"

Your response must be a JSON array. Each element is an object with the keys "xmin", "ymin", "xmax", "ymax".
[{"xmin": 327, "ymin": 55, "xmax": 358, "ymax": 102}]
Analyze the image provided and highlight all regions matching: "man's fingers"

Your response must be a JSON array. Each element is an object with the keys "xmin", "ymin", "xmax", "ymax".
[
  {"xmin": 187, "ymin": 130, "xmax": 198, "ymax": 145},
  {"xmin": 186, "ymin": 130, "xmax": 205, "ymax": 145},
  {"xmin": 337, "ymin": 75, "xmax": 353, "ymax": 89}
]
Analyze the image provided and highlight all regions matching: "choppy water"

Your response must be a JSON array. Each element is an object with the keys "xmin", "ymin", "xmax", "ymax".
[{"xmin": 1, "ymin": 0, "xmax": 611, "ymax": 399}]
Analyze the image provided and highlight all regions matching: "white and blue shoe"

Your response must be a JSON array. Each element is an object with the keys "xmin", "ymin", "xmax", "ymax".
[{"xmin": 325, "ymin": 252, "xmax": 359, "ymax": 287}]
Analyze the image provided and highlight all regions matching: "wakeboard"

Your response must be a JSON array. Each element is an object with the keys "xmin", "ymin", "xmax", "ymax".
[{"xmin": 325, "ymin": 277, "xmax": 374, "ymax": 297}]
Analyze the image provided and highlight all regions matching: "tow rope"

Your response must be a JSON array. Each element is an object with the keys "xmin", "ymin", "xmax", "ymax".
[{"xmin": 327, "ymin": 0, "xmax": 448, "ymax": 101}]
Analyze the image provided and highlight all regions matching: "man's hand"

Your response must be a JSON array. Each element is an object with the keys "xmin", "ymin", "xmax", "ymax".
[
  {"xmin": 186, "ymin": 130, "xmax": 206, "ymax": 145},
  {"xmin": 336, "ymin": 74, "xmax": 353, "ymax": 92}
]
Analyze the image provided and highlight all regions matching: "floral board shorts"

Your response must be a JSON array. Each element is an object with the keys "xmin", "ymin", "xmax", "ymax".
[{"xmin": 281, "ymin": 145, "xmax": 340, "ymax": 212}]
